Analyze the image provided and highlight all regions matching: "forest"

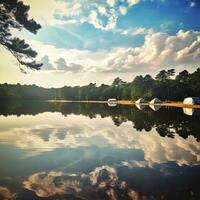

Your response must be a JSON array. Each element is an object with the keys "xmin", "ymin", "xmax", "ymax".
[{"xmin": 0, "ymin": 68, "xmax": 200, "ymax": 101}]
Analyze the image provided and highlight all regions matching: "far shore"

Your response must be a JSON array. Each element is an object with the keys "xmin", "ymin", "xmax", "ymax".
[{"xmin": 48, "ymin": 100, "xmax": 200, "ymax": 109}]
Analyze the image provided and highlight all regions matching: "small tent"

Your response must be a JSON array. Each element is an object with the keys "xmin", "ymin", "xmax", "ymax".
[
  {"xmin": 136, "ymin": 98, "xmax": 147, "ymax": 104},
  {"xmin": 150, "ymin": 98, "xmax": 162, "ymax": 104},
  {"xmin": 183, "ymin": 97, "xmax": 200, "ymax": 105}
]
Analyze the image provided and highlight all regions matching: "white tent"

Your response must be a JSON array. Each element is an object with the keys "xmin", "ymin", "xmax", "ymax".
[
  {"xmin": 150, "ymin": 98, "xmax": 162, "ymax": 104},
  {"xmin": 136, "ymin": 98, "xmax": 147, "ymax": 104},
  {"xmin": 183, "ymin": 97, "xmax": 200, "ymax": 105},
  {"xmin": 136, "ymin": 104, "xmax": 147, "ymax": 110},
  {"xmin": 149, "ymin": 105, "xmax": 161, "ymax": 111}
]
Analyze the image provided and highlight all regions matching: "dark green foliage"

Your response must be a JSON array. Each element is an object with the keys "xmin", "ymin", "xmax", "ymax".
[
  {"xmin": 0, "ymin": 83, "xmax": 57, "ymax": 101},
  {"xmin": 0, "ymin": 68, "xmax": 200, "ymax": 101},
  {"xmin": 0, "ymin": 0, "xmax": 42, "ymax": 70}
]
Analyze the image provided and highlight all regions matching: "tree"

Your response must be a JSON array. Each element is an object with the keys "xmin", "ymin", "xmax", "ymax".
[
  {"xmin": 112, "ymin": 77, "xmax": 126, "ymax": 86},
  {"xmin": 155, "ymin": 69, "xmax": 175, "ymax": 82},
  {"xmin": 166, "ymin": 69, "xmax": 175, "ymax": 79},
  {"xmin": 155, "ymin": 69, "xmax": 175, "ymax": 100},
  {"xmin": 176, "ymin": 70, "xmax": 190, "ymax": 83},
  {"xmin": 155, "ymin": 70, "xmax": 168, "ymax": 81},
  {"xmin": 0, "ymin": 0, "xmax": 42, "ymax": 70}
]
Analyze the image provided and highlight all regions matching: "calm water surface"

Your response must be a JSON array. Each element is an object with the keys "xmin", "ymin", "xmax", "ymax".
[{"xmin": 0, "ymin": 102, "xmax": 200, "ymax": 200}]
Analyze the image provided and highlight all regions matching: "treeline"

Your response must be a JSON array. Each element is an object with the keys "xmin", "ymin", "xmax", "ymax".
[
  {"xmin": 0, "ymin": 84, "xmax": 56, "ymax": 101},
  {"xmin": 0, "ymin": 68, "xmax": 200, "ymax": 101}
]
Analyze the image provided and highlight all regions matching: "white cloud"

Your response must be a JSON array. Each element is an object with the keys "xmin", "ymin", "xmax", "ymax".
[
  {"xmin": 22, "ymin": 0, "xmax": 67, "ymax": 25},
  {"xmin": 98, "ymin": 6, "xmax": 107, "ymax": 15},
  {"xmin": 27, "ymin": 39, "xmax": 110, "ymax": 73},
  {"xmin": 99, "ymin": 30, "xmax": 200, "ymax": 73},
  {"xmin": 190, "ymin": 1, "xmax": 196, "ymax": 7},
  {"xmin": 27, "ymin": 29, "xmax": 200, "ymax": 75},
  {"xmin": 58, "ymin": 2, "xmax": 82, "ymax": 17},
  {"xmin": 127, "ymin": 0, "xmax": 140, "ymax": 6},
  {"xmin": 107, "ymin": 0, "xmax": 116, "ymax": 7},
  {"xmin": 119, "ymin": 6, "xmax": 127, "ymax": 15},
  {"xmin": 117, "ymin": 27, "xmax": 153, "ymax": 36},
  {"xmin": 23, "ymin": 0, "xmax": 141, "ymax": 30}
]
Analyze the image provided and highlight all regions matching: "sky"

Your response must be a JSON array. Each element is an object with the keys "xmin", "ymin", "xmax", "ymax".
[{"xmin": 1, "ymin": 0, "xmax": 200, "ymax": 87}]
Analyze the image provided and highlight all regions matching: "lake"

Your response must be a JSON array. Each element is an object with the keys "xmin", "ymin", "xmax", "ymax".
[{"xmin": 0, "ymin": 102, "xmax": 200, "ymax": 200}]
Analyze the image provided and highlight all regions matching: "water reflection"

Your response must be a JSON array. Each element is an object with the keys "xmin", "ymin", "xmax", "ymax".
[
  {"xmin": 149, "ymin": 105, "xmax": 162, "ymax": 111},
  {"xmin": 135, "ymin": 104, "xmax": 147, "ymax": 110},
  {"xmin": 183, "ymin": 107, "xmax": 200, "ymax": 116},
  {"xmin": 1, "ymin": 101, "xmax": 200, "ymax": 140},
  {"xmin": 0, "ymin": 102, "xmax": 200, "ymax": 200},
  {"xmin": 107, "ymin": 102, "xmax": 117, "ymax": 107}
]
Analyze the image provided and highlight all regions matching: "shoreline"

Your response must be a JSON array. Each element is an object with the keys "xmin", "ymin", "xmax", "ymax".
[{"xmin": 48, "ymin": 100, "xmax": 200, "ymax": 109}]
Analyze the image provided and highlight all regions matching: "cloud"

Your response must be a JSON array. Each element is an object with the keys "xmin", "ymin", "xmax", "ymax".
[
  {"xmin": 40, "ymin": 56, "xmax": 54, "ymax": 70},
  {"xmin": 98, "ymin": 6, "xmax": 107, "ymax": 15},
  {"xmin": 127, "ymin": 0, "xmax": 140, "ymax": 6},
  {"xmin": 190, "ymin": 1, "xmax": 196, "ymax": 7},
  {"xmin": 26, "ymin": 29, "xmax": 200, "ymax": 75},
  {"xmin": 24, "ymin": 0, "xmax": 141, "ymax": 30},
  {"xmin": 98, "ymin": 30, "xmax": 200, "ymax": 73},
  {"xmin": 28, "ymin": 39, "xmax": 109, "ymax": 73},
  {"xmin": 107, "ymin": 0, "xmax": 116, "ymax": 7},
  {"xmin": 119, "ymin": 6, "xmax": 128, "ymax": 15},
  {"xmin": 116, "ymin": 27, "xmax": 153, "ymax": 36},
  {"xmin": 55, "ymin": 58, "xmax": 67, "ymax": 70},
  {"xmin": 22, "ymin": 0, "xmax": 67, "ymax": 25},
  {"xmin": 55, "ymin": 58, "xmax": 83, "ymax": 73},
  {"xmin": 38, "ymin": 56, "xmax": 84, "ymax": 73}
]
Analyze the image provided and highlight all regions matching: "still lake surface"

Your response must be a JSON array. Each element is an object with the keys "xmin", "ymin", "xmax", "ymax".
[{"xmin": 0, "ymin": 102, "xmax": 200, "ymax": 200}]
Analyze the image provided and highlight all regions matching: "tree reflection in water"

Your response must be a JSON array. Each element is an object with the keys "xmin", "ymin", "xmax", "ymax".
[{"xmin": 0, "ymin": 101, "xmax": 200, "ymax": 141}]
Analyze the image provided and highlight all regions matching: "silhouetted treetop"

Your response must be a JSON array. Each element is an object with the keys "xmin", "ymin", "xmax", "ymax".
[
  {"xmin": 155, "ymin": 69, "xmax": 175, "ymax": 81},
  {"xmin": 0, "ymin": 0, "xmax": 42, "ymax": 70}
]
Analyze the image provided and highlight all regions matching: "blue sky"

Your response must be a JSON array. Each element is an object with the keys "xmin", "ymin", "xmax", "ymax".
[
  {"xmin": 1, "ymin": 0, "xmax": 200, "ymax": 87},
  {"xmin": 26, "ymin": 0, "xmax": 200, "ymax": 50}
]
